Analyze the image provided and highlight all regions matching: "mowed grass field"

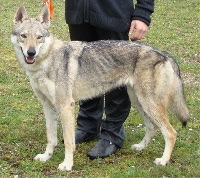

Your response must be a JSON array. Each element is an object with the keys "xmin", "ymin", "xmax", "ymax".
[{"xmin": 0, "ymin": 0, "xmax": 199, "ymax": 177}]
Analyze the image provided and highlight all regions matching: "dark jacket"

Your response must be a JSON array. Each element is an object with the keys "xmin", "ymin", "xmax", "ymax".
[{"xmin": 65, "ymin": 0, "xmax": 154, "ymax": 33}]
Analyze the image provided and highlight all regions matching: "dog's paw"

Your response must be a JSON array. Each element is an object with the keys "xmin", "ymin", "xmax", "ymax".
[
  {"xmin": 58, "ymin": 162, "xmax": 73, "ymax": 171},
  {"xmin": 34, "ymin": 154, "xmax": 51, "ymax": 162},
  {"xmin": 131, "ymin": 144, "xmax": 145, "ymax": 152},
  {"xmin": 154, "ymin": 158, "xmax": 169, "ymax": 166}
]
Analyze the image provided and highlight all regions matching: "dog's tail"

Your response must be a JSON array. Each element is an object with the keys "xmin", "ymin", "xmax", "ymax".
[
  {"xmin": 170, "ymin": 84, "xmax": 189, "ymax": 127},
  {"xmin": 168, "ymin": 56, "xmax": 189, "ymax": 127}
]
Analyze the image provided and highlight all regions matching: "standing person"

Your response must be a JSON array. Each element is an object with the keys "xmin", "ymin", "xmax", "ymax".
[{"xmin": 65, "ymin": 0, "xmax": 154, "ymax": 159}]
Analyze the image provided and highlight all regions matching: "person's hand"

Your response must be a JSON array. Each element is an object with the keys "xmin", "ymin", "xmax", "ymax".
[{"xmin": 128, "ymin": 20, "xmax": 149, "ymax": 41}]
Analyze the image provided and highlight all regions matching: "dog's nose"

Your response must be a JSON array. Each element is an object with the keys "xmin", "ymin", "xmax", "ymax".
[{"xmin": 27, "ymin": 47, "xmax": 36, "ymax": 57}]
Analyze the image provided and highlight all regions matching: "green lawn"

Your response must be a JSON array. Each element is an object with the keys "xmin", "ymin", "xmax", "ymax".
[{"xmin": 0, "ymin": 0, "xmax": 199, "ymax": 177}]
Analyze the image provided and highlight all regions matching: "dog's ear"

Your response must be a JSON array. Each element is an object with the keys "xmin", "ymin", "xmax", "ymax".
[
  {"xmin": 14, "ymin": 6, "xmax": 28, "ymax": 24},
  {"xmin": 37, "ymin": 5, "xmax": 50, "ymax": 27}
]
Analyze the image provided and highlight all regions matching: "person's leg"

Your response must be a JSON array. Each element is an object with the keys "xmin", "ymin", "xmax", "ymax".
[
  {"xmin": 68, "ymin": 23, "xmax": 98, "ymax": 42},
  {"xmin": 87, "ymin": 29, "xmax": 131, "ymax": 158},
  {"xmin": 102, "ymin": 87, "xmax": 131, "ymax": 147},
  {"xmin": 68, "ymin": 24, "xmax": 104, "ymax": 143}
]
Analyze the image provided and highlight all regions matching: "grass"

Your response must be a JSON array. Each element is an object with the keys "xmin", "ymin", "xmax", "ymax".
[{"xmin": 0, "ymin": 0, "xmax": 199, "ymax": 177}]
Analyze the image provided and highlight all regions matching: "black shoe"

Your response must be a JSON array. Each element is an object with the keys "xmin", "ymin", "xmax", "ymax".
[
  {"xmin": 75, "ymin": 129, "xmax": 97, "ymax": 144},
  {"xmin": 87, "ymin": 139, "xmax": 118, "ymax": 159}
]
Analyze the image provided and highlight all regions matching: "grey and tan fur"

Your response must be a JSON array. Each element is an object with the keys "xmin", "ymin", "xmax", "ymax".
[{"xmin": 11, "ymin": 6, "xmax": 189, "ymax": 171}]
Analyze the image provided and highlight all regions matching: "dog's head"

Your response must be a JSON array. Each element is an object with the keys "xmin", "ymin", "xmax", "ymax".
[{"xmin": 11, "ymin": 6, "xmax": 50, "ymax": 65}]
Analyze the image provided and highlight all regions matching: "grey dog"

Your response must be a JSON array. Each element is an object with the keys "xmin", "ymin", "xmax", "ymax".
[{"xmin": 11, "ymin": 5, "xmax": 189, "ymax": 171}]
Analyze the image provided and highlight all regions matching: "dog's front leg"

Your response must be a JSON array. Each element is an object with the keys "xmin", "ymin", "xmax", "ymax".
[
  {"xmin": 34, "ymin": 99, "xmax": 58, "ymax": 162},
  {"xmin": 58, "ymin": 100, "xmax": 75, "ymax": 171}
]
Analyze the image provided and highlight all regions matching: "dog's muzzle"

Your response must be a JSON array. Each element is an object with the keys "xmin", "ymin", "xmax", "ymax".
[{"xmin": 21, "ymin": 46, "xmax": 36, "ymax": 64}]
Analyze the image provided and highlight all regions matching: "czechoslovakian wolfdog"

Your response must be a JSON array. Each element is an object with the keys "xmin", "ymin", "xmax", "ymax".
[{"xmin": 11, "ymin": 6, "xmax": 189, "ymax": 171}]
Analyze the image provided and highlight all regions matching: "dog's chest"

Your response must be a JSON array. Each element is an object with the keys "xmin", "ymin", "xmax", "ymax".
[{"xmin": 30, "ymin": 74, "xmax": 56, "ymax": 104}]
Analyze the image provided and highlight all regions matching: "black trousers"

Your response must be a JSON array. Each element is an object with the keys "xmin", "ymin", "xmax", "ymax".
[{"xmin": 68, "ymin": 23, "xmax": 131, "ymax": 147}]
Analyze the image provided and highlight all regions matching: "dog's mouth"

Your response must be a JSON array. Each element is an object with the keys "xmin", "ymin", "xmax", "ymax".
[{"xmin": 25, "ymin": 56, "xmax": 35, "ymax": 64}]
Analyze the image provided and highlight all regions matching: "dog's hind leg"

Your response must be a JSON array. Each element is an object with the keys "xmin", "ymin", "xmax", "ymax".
[
  {"xmin": 132, "ymin": 118, "xmax": 158, "ymax": 152},
  {"xmin": 136, "ymin": 95, "xmax": 177, "ymax": 166},
  {"xmin": 34, "ymin": 99, "xmax": 58, "ymax": 162},
  {"xmin": 57, "ymin": 98, "xmax": 76, "ymax": 171},
  {"xmin": 152, "ymin": 109, "xmax": 177, "ymax": 166},
  {"xmin": 127, "ymin": 86, "xmax": 158, "ymax": 152},
  {"xmin": 154, "ymin": 121, "xmax": 177, "ymax": 166}
]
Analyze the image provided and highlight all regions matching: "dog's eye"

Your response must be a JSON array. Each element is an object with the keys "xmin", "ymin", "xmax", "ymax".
[
  {"xmin": 37, "ymin": 35, "xmax": 43, "ymax": 39},
  {"xmin": 20, "ymin": 34, "xmax": 27, "ymax": 38}
]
